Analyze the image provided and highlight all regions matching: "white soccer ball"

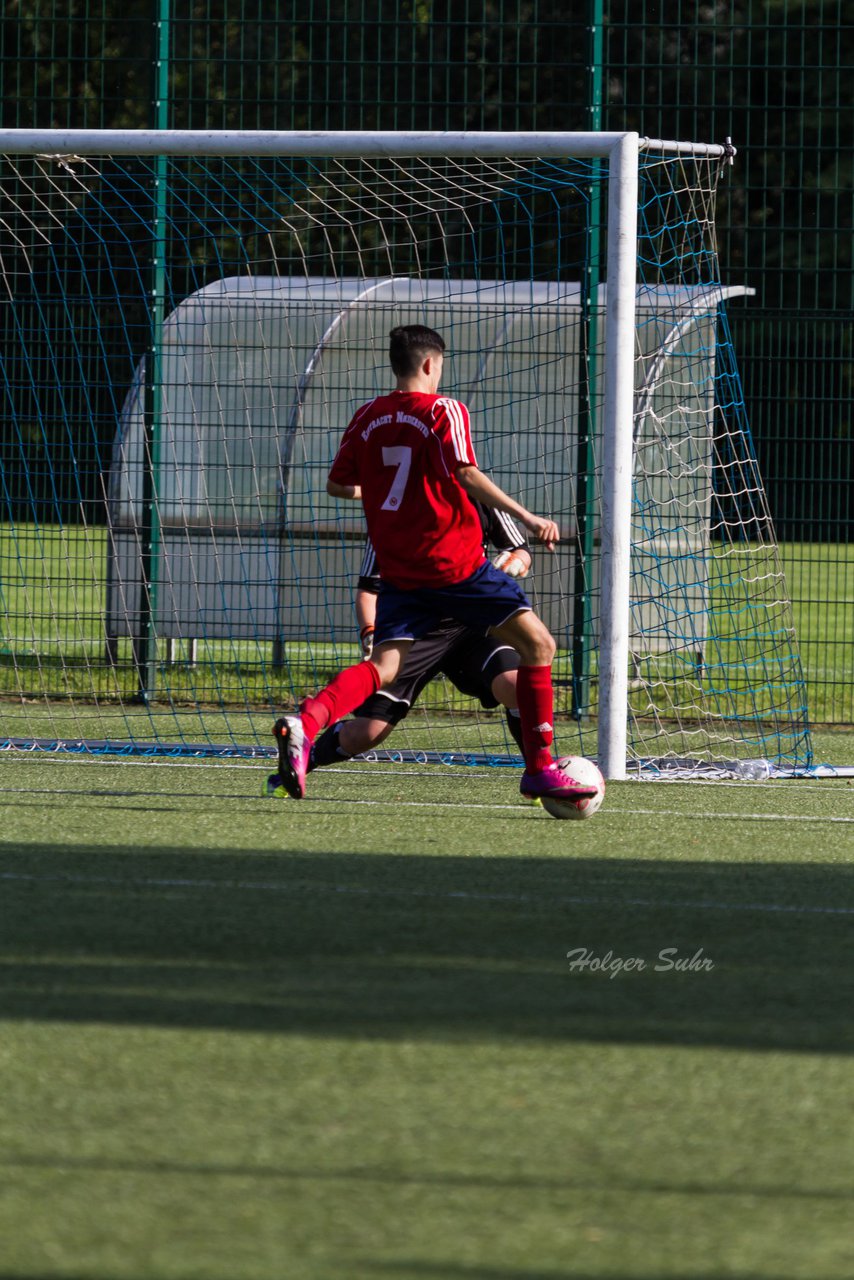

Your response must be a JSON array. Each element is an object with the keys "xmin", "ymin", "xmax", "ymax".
[{"xmin": 541, "ymin": 755, "xmax": 605, "ymax": 820}]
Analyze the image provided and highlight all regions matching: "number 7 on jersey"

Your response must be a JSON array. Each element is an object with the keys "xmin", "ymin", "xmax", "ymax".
[{"xmin": 380, "ymin": 445, "xmax": 412, "ymax": 511}]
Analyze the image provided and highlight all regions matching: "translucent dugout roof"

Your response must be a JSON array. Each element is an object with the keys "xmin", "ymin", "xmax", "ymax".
[{"xmin": 111, "ymin": 275, "xmax": 754, "ymax": 530}]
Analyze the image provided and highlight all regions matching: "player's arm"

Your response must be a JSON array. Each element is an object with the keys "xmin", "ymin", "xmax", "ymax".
[
  {"xmin": 327, "ymin": 479, "xmax": 362, "ymax": 500},
  {"xmin": 327, "ymin": 411, "xmax": 368, "ymax": 501},
  {"xmin": 355, "ymin": 587, "xmax": 376, "ymax": 657},
  {"xmin": 457, "ymin": 465, "xmax": 559, "ymax": 551},
  {"xmin": 481, "ymin": 504, "xmax": 532, "ymax": 578},
  {"xmin": 355, "ymin": 540, "xmax": 381, "ymax": 658}
]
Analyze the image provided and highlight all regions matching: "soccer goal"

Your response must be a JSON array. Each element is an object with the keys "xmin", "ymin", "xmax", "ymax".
[{"xmin": 0, "ymin": 129, "xmax": 811, "ymax": 778}]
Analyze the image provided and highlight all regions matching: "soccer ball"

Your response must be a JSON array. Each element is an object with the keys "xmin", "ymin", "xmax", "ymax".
[{"xmin": 541, "ymin": 756, "xmax": 605, "ymax": 820}]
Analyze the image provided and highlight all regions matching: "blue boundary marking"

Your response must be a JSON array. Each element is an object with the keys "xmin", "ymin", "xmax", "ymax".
[
  {"xmin": 1, "ymin": 740, "xmax": 847, "ymax": 776},
  {"xmin": 0, "ymin": 738, "xmax": 521, "ymax": 767}
]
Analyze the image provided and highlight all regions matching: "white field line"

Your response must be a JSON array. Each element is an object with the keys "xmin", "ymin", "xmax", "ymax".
[
  {"xmin": 1, "ymin": 866, "xmax": 853, "ymax": 917},
  {"xmin": 603, "ymin": 807, "xmax": 854, "ymax": 825},
  {"xmin": 1, "ymin": 754, "xmax": 850, "ymax": 791},
  {"xmin": 0, "ymin": 785, "xmax": 852, "ymax": 823},
  {"xmin": 1, "ymin": 783, "xmax": 854, "ymax": 826}
]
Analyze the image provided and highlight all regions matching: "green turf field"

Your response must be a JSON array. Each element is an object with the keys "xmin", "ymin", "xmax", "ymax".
[{"xmin": 1, "ymin": 730, "xmax": 853, "ymax": 1278}]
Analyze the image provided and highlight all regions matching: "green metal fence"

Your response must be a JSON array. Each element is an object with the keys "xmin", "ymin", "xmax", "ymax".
[{"xmin": 1, "ymin": 0, "xmax": 851, "ymax": 723}]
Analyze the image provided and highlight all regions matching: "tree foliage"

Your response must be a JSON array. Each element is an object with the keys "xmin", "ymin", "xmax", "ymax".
[{"xmin": 1, "ymin": 0, "xmax": 849, "ymax": 535}]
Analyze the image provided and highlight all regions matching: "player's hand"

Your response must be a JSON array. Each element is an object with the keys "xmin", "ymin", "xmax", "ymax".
[
  {"xmin": 493, "ymin": 547, "xmax": 532, "ymax": 579},
  {"xmin": 527, "ymin": 516, "xmax": 560, "ymax": 551},
  {"xmin": 359, "ymin": 625, "xmax": 375, "ymax": 660}
]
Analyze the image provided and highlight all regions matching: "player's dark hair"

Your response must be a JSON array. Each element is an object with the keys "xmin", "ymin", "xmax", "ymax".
[{"xmin": 388, "ymin": 325, "xmax": 446, "ymax": 377}]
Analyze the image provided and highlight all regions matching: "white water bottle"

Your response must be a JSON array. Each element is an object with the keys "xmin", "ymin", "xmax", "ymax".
[{"xmin": 733, "ymin": 758, "xmax": 772, "ymax": 780}]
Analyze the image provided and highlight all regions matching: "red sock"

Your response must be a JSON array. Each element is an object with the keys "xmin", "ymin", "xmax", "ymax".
[
  {"xmin": 515, "ymin": 664, "xmax": 555, "ymax": 772},
  {"xmin": 300, "ymin": 660, "xmax": 381, "ymax": 742}
]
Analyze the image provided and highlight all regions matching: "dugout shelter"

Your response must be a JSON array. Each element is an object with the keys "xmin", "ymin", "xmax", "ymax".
[{"xmin": 106, "ymin": 274, "xmax": 753, "ymax": 667}]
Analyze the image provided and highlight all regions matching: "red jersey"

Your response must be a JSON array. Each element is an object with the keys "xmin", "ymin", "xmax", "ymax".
[{"xmin": 328, "ymin": 390, "xmax": 486, "ymax": 589}]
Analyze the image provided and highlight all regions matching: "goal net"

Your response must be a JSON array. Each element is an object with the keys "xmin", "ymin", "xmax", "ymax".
[{"xmin": 0, "ymin": 131, "xmax": 811, "ymax": 775}]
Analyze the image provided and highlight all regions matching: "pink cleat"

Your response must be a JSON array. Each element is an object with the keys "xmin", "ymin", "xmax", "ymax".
[
  {"xmin": 520, "ymin": 759, "xmax": 600, "ymax": 803},
  {"xmin": 272, "ymin": 715, "xmax": 311, "ymax": 799}
]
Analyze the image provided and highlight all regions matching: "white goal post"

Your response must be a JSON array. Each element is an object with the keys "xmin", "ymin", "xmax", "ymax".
[{"xmin": 0, "ymin": 130, "xmax": 811, "ymax": 778}]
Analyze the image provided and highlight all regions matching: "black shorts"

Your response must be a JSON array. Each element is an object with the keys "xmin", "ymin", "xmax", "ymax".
[{"xmin": 354, "ymin": 618, "xmax": 520, "ymax": 726}]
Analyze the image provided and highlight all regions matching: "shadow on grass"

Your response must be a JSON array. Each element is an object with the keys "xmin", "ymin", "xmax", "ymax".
[
  {"xmin": 2, "ymin": 1151, "xmax": 851, "ymax": 1201},
  {"xmin": 361, "ymin": 1268, "xmax": 842, "ymax": 1280},
  {"xmin": 1, "ymin": 842, "xmax": 853, "ymax": 1051},
  {"xmin": 0, "ymin": 1273, "xmax": 835, "ymax": 1280}
]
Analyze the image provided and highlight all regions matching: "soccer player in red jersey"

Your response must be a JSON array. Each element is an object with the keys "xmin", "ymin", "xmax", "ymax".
[
  {"xmin": 279, "ymin": 508, "xmax": 531, "ymax": 779},
  {"xmin": 272, "ymin": 324, "xmax": 598, "ymax": 807}
]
